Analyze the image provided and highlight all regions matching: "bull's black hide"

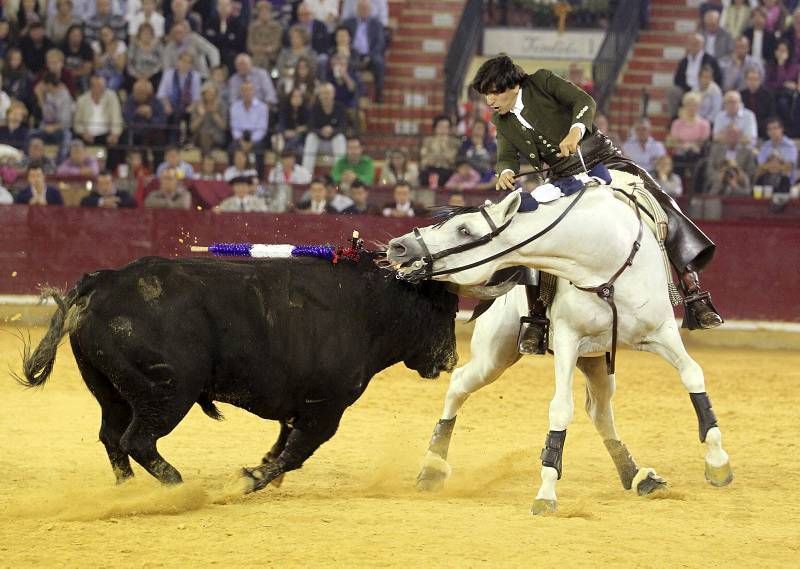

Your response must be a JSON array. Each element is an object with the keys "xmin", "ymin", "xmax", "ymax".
[{"xmin": 20, "ymin": 255, "xmax": 458, "ymax": 491}]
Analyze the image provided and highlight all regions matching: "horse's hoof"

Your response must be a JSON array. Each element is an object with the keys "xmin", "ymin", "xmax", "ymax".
[
  {"xmin": 705, "ymin": 461, "xmax": 733, "ymax": 487},
  {"xmin": 415, "ymin": 468, "xmax": 447, "ymax": 491},
  {"xmin": 416, "ymin": 452, "xmax": 451, "ymax": 491},
  {"xmin": 632, "ymin": 468, "xmax": 667, "ymax": 496},
  {"xmin": 271, "ymin": 473, "xmax": 286, "ymax": 488},
  {"xmin": 530, "ymin": 499, "xmax": 557, "ymax": 515}
]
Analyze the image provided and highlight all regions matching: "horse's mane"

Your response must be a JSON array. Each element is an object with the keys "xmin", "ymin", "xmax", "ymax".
[{"xmin": 430, "ymin": 204, "xmax": 483, "ymax": 228}]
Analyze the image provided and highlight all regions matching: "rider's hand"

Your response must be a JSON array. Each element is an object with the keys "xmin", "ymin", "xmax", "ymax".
[
  {"xmin": 495, "ymin": 170, "xmax": 516, "ymax": 191},
  {"xmin": 557, "ymin": 126, "xmax": 583, "ymax": 158}
]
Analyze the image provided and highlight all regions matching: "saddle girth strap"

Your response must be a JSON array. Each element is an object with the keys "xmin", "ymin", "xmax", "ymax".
[{"xmin": 573, "ymin": 188, "xmax": 644, "ymax": 375}]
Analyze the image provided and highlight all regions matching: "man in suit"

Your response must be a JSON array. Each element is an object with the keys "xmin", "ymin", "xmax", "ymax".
[
  {"xmin": 471, "ymin": 55, "xmax": 723, "ymax": 354},
  {"xmin": 381, "ymin": 181, "xmax": 423, "ymax": 217},
  {"xmin": 216, "ymin": 176, "xmax": 269, "ymax": 212},
  {"xmin": 743, "ymin": 7, "xmax": 779, "ymax": 65},
  {"xmin": 701, "ymin": 9, "xmax": 735, "ymax": 61},
  {"xmin": 740, "ymin": 67, "xmax": 776, "ymax": 139},
  {"xmin": 80, "ymin": 171, "xmax": 137, "ymax": 208},
  {"xmin": 14, "ymin": 164, "xmax": 64, "ymax": 205},
  {"xmin": 342, "ymin": 0, "xmax": 386, "ymax": 103},
  {"xmin": 296, "ymin": 177, "xmax": 335, "ymax": 214},
  {"xmin": 292, "ymin": 2, "xmax": 332, "ymax": 60},
  {"xmin": 668, "ymin": 33, "xmax": 723, "ymax": 118}
]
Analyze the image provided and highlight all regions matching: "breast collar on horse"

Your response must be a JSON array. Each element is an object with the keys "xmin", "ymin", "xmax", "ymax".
[{"xmin": 406, "ymin": 153, "xmax": 644, "ymax": 375}]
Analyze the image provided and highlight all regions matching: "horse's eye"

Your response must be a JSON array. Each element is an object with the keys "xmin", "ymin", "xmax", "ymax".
[{"xmin": 458, "ymin": 225, "xmax": 471, "ymax": 237}]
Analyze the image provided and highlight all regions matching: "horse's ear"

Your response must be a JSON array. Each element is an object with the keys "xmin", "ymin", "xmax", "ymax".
[{"xmin": 497, "ymin": 191, "xmax": 521, "ymax": 224}]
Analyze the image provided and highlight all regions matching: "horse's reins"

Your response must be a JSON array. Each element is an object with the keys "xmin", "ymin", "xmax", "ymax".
[
  {"xmin": 408, "ymin": 147, "xmax": 591, "ymax": 280},
  {"xmin": 405, "ymin": 149, "xmax": 644, "ymax": 374},
  {"xmin": 410, "ymin": 185, "xmax": 588, "ymax": 280}
]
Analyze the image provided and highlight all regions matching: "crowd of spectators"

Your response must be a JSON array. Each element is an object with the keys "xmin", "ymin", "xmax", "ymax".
[
  {"xmin": 0, "ymin": 0, "xmax": 435, "ymax": 214},
  {"xmin": 649, "ymin": 0, "xmax": 800, "ymax": 198}
]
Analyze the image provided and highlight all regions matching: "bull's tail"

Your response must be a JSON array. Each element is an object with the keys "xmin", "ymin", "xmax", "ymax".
[{"xmin": 16, "ymin": 284, "xmax": 87, "ymax": 388}]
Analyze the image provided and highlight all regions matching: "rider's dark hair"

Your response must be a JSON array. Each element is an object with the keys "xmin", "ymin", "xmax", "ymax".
[{"xmin": 470, "ymin": 55, "xmax": 527, "ymax": 95}]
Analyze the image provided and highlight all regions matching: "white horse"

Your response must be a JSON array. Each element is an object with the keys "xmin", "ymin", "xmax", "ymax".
[{"xmin": 386, "ymin": 180, "xmax": 733, "ymax": 515}]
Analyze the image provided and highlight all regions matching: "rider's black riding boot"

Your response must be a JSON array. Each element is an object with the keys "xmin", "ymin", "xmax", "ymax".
[
  {"xmin": 518, "ymin": 284, "xmax": 549, "ymax": 355},
  {"xmin": 680, "ymin": 265, "xmax": 723, "ymax": 330}
]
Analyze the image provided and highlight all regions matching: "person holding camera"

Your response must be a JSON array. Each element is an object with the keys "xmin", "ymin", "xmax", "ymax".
[{"xmin": 710, "ymin": 160, "xmax": 751, "ymax": 196}]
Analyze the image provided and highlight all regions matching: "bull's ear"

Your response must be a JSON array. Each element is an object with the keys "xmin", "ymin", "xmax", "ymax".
[{"xmin": 497, "ymin": 191, "xmax": 521, "ymax": 225}]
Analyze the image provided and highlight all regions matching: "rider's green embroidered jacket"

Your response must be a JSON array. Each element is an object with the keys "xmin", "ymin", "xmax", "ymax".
[{"xmin": 491, "ymin": 70, "xmax": 596, "ymax": 176}]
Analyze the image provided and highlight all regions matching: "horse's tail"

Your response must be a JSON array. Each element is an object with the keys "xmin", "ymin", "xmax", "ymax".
[{"xmin": 16, "ymin": 278, "xmax": 94, "ymax": 388}]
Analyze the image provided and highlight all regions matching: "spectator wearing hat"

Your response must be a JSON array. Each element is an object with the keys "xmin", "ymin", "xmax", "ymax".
[
  {"xmin": 80, "ymin": 170, "xmax": 137, "ymax": 207},
  {"xmin": 217, "ymin": 175, "xmax": 268, "ymax": 212},
  {"xmin": 14, "ymin": 164, "xmax": 64, "ymax": 205}
]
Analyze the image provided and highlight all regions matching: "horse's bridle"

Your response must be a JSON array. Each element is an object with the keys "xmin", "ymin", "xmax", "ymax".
[
  {"xmin": 401, "ymin": 185, "xmax": 589, "ymax": 283},
  {"xmin": 401, "ymin": 181, "xmax": 645, "ymax": 378}
]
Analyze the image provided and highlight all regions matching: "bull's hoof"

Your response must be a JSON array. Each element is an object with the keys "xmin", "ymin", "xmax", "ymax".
[
  {"xmin": 632, "ymin": 468, "xmax": 667, "ymax": 496},
  {"xmin": 415, "ymin": 467, "xmax": 447, "ymax": 491},
  {"xmin": 416, "ymin": 451, "xmax": 451, "ymax": 492},
  {"xmin": 271, "ymin": 473, "xmax": 286, "ymax": 488},
  {"xmin": 705, "ymin": 461, "xmax": 733, "ymax": 487},
  {"xmin": 241, "ymin": 466, "xmax": 272, "ymax": 493},
  {"xmin": 530, "ymin": 499, "xmax": 557, "ymax": 515}
]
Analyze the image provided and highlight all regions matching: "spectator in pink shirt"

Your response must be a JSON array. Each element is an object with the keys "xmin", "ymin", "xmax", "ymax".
[
  {"xmin": 444, "ymin": 160, "xmax": 481, "ymax": 191},
  {"xmin": 667, "ymin": 91, "xmax": 711, "ymax": 158},
  {"xmin": 56, "ymin": 140, "xmax": 99, "ymax": 176}
]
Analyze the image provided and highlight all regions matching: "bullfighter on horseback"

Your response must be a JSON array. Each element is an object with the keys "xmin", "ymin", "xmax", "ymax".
[{"xmin": 471, "ymin": 55, "xmax": 723, "ymax": 355}]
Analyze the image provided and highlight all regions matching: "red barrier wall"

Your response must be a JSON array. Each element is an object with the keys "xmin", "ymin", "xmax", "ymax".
[{"xmin": 0, "ymin": 207, "xmax": 798, "ymax": 321}]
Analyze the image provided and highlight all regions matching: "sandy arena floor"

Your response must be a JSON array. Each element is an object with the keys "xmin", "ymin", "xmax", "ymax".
[{"xmin": 0, "ymin": 326, "xmax": 798, "ymax": 568}]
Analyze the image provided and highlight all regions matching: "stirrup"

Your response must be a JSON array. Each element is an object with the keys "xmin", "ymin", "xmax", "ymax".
[
  {"xmin": 682, "ymin": 290, "xmax": 723, "ymax": 330},
  {"xmin": 517, "ymin": 315, "xmax": 549, "ymax": 355}
]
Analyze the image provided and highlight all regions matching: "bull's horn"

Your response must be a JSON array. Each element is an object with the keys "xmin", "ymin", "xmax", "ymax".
[{"xmin": 446, "ymin": 271, "xmax": 521, "ymax": 299}]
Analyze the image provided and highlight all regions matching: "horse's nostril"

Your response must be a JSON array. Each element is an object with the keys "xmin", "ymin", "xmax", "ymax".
[{"xmin": 390, "ymin": 242, "xmax": 407, "ymax": 257}]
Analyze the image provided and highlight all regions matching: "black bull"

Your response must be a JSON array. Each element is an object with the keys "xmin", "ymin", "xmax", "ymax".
[{"xmin": 19, "ymin": 255, "xmax": 458, "ymax": 492}]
